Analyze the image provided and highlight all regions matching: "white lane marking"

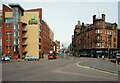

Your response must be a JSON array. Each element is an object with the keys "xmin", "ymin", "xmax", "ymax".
[
  {"xmin": 53, "ymin": 63, "xmax": 117, "ymax": 81},
  {"xmin": 76, "ymin": 62, "xmax": 118, "ymax": 76}
]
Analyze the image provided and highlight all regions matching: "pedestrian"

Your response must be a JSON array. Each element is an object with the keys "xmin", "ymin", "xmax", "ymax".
[
  {"xmin": 2, "ymin": 54, "xmax": 6, "ymax": 61},
  {"xmin": 18, "ymin": 54, "xmax": 20, "ymax": 62},
  {"xmin": 42, "ymin": 52, "xmax": 44, "ymax": 58},
  {"xmin": 102, "ymin": 55, "xmax": 105, "ymax": 60}
]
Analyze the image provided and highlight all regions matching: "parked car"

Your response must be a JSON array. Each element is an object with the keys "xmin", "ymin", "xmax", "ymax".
[
  {"xmin": 22, "ymin": 55, "xmax": 26, "ymax": 59},
  {"xmin": 110, "ymin": 53, "xmax": 120, "ymax": 63},
  {"xmin": 25, "ymin": 56, "xmax": 37, "ymax": 61},
  {"xmin": 2, "ymin": 56, "xmax": 10, "ymax": 61},
  {"xmin": 117, "ymin": 53, "xmax": 120, "ymax": 62},
  {"xmin": 48, "ymin": 54, "xmax": 57, "ymax": 60}
]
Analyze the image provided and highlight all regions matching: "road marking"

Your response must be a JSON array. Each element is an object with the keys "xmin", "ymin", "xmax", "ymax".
[
  {"xmin": 76, "ymin": 62, "xmax": 118, "ymax": 76},
  {"xmin": 54, "ymin": 63, "xmax": 117, "ymax": 81}
]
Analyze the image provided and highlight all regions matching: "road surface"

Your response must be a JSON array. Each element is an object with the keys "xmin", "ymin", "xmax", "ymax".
[{"xmin": 2, "ymin": 56, "xmax": 118, "ymax": 81}]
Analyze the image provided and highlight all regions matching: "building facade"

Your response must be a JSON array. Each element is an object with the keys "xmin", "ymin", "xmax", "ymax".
[
  {"xmin": 2, "ymin": 4, "xmax": 25, "ymax": 59},
  {"xmin": 55, "ymin": 40, "xmax": 60, "ymax": 54},
  {"xmin": 22, "ymin": 8, "xmax": 42, "ymax": 59},
  {"xmin": 118, "ymin": 29, "xmax": 120, "ymax": 48},
  {"xmin": 45, "ymin": 22, "xmax": 56, "ymax": 52},
  {"xmin": 0, "ymin": 10, "xmax": 2, "ymax": 54},
  {"xmin": 2, "ymin": 4, "xmax": 56, "ymax": 60},
  {"xmin": 72, "ymin": 14, "xmax": 118, "ymax": 58},
  {"xmin": 40, "ymin": 20, "xmax": 51, "ymax": 57}
]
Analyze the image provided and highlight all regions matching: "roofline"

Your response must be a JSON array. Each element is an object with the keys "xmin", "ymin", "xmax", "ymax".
[{"xmin": 9, "ymin": 3, "xmax": 24, "ymax": 12}]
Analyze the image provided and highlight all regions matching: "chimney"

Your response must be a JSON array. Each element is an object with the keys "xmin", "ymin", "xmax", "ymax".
[
  {"xmin": 78, "ymin": 21, "xmax": 80, "ymax": 25},
  {"xmin": 82, "ymin": 22, "xmax": 84, "ymax": 26},
  {"xmin": 77, "ymin": 21, "xmax": 81, "ymax": 27},
  {"xmin": 93, "ymin": 15, "xmax": 96, "ymax": 22},
  {"xmin": 102, "ymin": 14, "xmax": 105, "ymax": 21}
]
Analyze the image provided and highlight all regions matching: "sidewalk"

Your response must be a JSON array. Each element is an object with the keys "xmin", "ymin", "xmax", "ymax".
[{"xmin": 79, "ymin": 58, "xmax": 118, "ymax": 74}]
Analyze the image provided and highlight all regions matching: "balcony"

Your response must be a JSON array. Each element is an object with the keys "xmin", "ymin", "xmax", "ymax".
[
  {"xmin": 22, "ymin": 29, "xmax": 27, "ymax": 32},
  {"xmin": 22, "ymin": 36, "xmax": 27, "ymax": 39},
  {"xmin": 39, "ymin": 43, "xmax": 41, "ymax": 45},
  {"xmin": 22, "ymin": 22, "xmax": 27, "ymax": 26},
  {"xmin": 22, "ymin": 50, "xmax": 28, "ymax": 53},
  {"xmin": 13, "ymin": 44, "xmax": 19, "ymax": 46},
  {"xmin": 22, "ymin": 43, "xmax": 27, "ymax": 46}
]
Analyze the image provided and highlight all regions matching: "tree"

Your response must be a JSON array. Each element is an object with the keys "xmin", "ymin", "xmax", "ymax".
[{"xmin": 68, "ymin": 43, "xmax": 73, "ymax": 52}]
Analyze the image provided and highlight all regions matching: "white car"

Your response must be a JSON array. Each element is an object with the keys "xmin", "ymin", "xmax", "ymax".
[
  {"xmin": 25, "ymin": 56, "xmax": 37, "ymax": 61},
  {"xmin": 2, "ymin": 56, "xmax": 10, "ymax": 61}
]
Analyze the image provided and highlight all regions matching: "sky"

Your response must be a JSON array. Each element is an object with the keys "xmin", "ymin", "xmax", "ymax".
[{"xmin": 0, "ymin": 0, "xmax": 119, "ymax": 48}]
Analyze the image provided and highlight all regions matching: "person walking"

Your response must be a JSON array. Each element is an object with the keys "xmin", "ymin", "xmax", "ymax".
[
  {"xmin": 42, "ymin": 52, "xmax": 44, "ymax": 58},
  {"xmin": 102, "ymin": 55, "xmax": 105, "ymax": 60},
  {"xmin": 18, "ymin": 54, "xmax": 20, "ymax": 62}
]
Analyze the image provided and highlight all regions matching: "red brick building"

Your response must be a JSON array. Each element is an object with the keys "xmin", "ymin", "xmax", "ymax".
[
  {"xmin": 72, "ymin": 14, "xmax": 118, "ymax": 58},
  {"xmin": 2, "ymin": 4, "xmax": 26, "ymax": 60},
  {"xmin": 2, "ymin": 4, "xmax": 56, "ymax": 60},
  {"xmin": 40, "ymin": 20, "xmax": 51, "ymax": 54},
  {"xmin": 118, "ymin": 29, "xmax": 120, "ymax": 48}
]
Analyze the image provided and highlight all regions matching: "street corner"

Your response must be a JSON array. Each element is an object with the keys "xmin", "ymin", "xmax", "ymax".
[{"xmin": 76, "ymin": 59, "xmax": 118, "ymax": 75}]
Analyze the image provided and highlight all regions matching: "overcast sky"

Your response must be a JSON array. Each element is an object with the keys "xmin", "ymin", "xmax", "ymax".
[{"xmin": 0, "ymin": 0, "xmax": 119, "ymax": 47}]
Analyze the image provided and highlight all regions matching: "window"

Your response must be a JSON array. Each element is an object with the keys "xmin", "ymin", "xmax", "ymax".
[
  {"xmin": 39, "ymin": 45, "xmax": 41, "ymax": 49},
  {"xmin": 96, "ymin": 43, "xmax": 102, "ymax": 47},
  {"xmin": 14, "ymin": 39, "xmax": 19, "ymax": 45},
  {"xmin": 6, "ymin": 46, "xmax": 11, "ymax": 49},
  {"xmin": 6, "ymin": 38, "xmax": 12, "ymax": 42},
  {"xmin": 114, "ymin": 43, "xmax": 116, "ymax": 48},
  {"xmin": 14, "ymin": 32, "xmax": 19, "ymax": 37},
  {"xmin": 108, "ymin": 43, "xmax": 111, "ymax": 47},
  {"xmin": 105, "ymin": 30, "xmax": 107, "ymax": 35},
  {"xmin": 114, "ymin": 32, "xmax": 116, "ymax": 36},
  {"xmin": 6, "ymin": 32, "xmax": 11, "ymax": 35},
  {"xmin": 96, "ymin": 29, "xmax": 102, "ymax": 34},
  {"xmin": 96, "ymin": 22, "xmax": 102, "ymax": 28},
  {"xmin": 105, "ymin": 42, "xmax": 107, "ymax": 47},
  {"xmin": 14, "ymin": 24, "xmax": 19, "ymax": 30},
  {"xmin": 97, "ymin": 36, "xmax": 102, "ymax": 41},
  {"xmin": 39, "ymin": 39, "xmax": 41, "ymax": 42},
  {"xmin": 107, "ymin": 31, "xmax": 112, "ymax": 35},
  {"xmin": 6, "ymin": 24, "xmax": 11, "ymax": 28},
  {"xmin": 5, "ymin": 18, "xmax": 13, "ymax": 23},
  {"xmin": 114, "ymin": 37, "xmax": 116, "ymax": 42}
]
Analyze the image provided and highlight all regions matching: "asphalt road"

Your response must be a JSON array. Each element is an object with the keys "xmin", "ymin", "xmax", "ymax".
[{"xmin": 2, "ymin": 55, "xmax": 118, "ymax": 81}]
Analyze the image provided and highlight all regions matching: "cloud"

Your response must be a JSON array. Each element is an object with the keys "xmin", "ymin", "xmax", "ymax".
[{"xmin": 60, "ymin": 39, "xmax": 70, "ymax": 48}]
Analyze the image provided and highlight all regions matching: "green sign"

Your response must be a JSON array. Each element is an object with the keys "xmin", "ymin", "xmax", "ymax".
[{"xmin": 28, "ymin": 15, "xmax": 38, "ymax": 24}]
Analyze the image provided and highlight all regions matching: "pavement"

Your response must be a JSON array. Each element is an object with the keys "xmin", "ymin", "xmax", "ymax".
[{"xmin": 78, "ymin": 58, "xmax": 119, "ymax": 74}]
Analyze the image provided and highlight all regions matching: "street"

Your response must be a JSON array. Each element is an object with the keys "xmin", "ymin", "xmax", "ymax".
[{"xmin": 2, "ymin": 55, "xmax": 118, "ymax": 81}]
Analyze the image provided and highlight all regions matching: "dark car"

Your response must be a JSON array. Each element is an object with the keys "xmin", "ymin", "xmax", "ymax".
[
  {"xmin": 117, "ymin": 53, "xmax": 120, "ymax": 62},
  {"xmin": 48, "ymin": 54, "xmax": 57, "ymax": 60}
]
